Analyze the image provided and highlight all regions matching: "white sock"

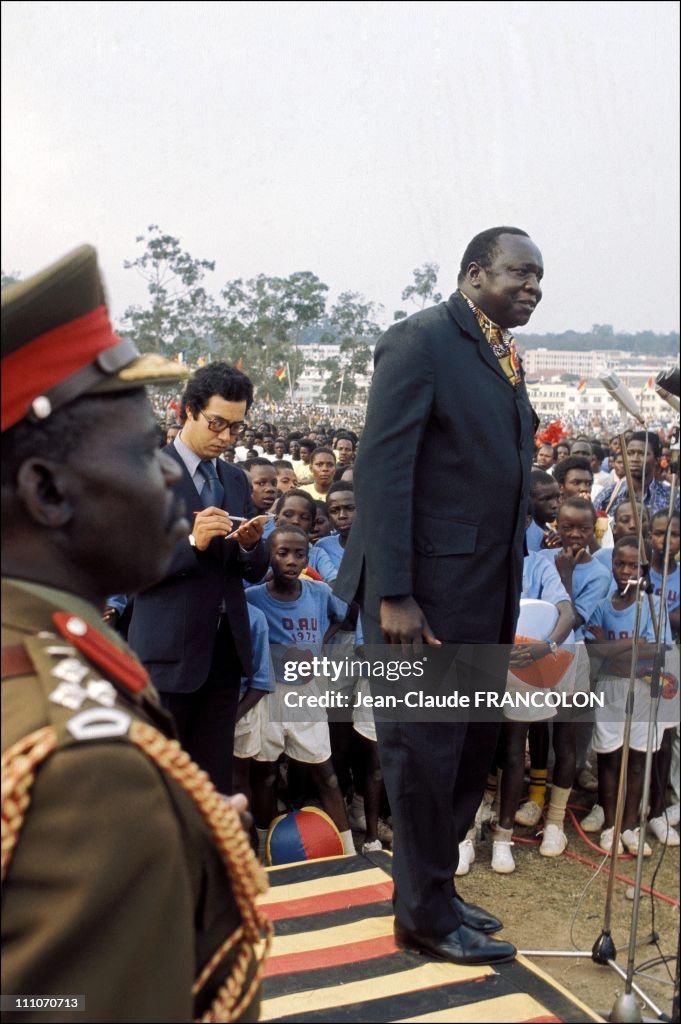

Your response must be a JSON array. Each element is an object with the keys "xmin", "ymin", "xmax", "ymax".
[{"xmin": 339, "ymin": 829, "xmax": 355, "ymax": 854}]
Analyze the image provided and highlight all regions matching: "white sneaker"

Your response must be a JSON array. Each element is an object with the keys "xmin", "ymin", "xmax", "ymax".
[
  {"xmin": 648, "ymin": 816, "xmax": 680, "ymax": 846},
  {"xmin": 577, "ymin": 766, "xmax": 599, "ymax": 792},
  {"xmin": 515, "ymin": 800, "xmax": 543, "ymax": 827},
  {"xmin": 540, "ymin": 823, "xmax": 568, "ymax": 857},
  {"xmin": 347, "ymin": 794, "xmax": 366, "ymax": 831},
  {"xmin": 361, "ymin": 839, "xmax": 382, "ymax": 854},
  {"xmin": 599, "ymin": 827, "xmax": 624, "ymax": 856},
  {"xmin": 377, "ymin": 818, "xmax": 393, "ymax": 846},
  {"xmin": 580, "ymin": 803, "xmax": 605, "ymax": 832},
  {"xmin": 476, "ymin": 794, "xmax": 496, "ymax": 827},
  {"xmin": 665, "ymin": 803, "xmax": 680, "ymax": 827},
  {"xmin": 491, "ymin": 840, "xmax": 516, "ymax": 873},
  {"xmin": 621, "ymin": 827, "xmax": 652, "ymax": 857},
  {"xmin": 455, "ymin": 838, "xmax": 476, "ymax": 876}
]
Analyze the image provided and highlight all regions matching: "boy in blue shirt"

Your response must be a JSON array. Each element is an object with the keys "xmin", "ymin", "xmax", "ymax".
[
  {"xmin": 246, "ymin": 525, "xmax": 354, "ymax": 856},
  {"xmin": 586, "ymin": 536, "xmax": 676, "ymax": 855},
  {"xmin": 232, "ymin": 605, "xmax": 276, "ymax": 806}
]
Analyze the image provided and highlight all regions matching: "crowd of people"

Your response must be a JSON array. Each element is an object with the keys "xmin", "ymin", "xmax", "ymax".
[
  {"xmin": 3, "ymin": 231, "xmax": 679, "ymax": 1019},
  {"xmin": 137, "ymin": 389, "xmax": 681, "ymax": 879}
]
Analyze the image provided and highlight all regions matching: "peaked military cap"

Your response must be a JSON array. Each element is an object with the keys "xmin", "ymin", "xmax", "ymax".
[{"xmin": 1, "ymin": 245, "xmax": 188, "ymax": 432}]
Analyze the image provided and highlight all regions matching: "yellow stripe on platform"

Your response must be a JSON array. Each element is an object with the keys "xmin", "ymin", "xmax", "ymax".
[
  {"xmin": 516, "ymin": 955, "xmax": 605, "ymax": 1022},
  {"xmin": 261, "ymin": 961, "xmax": 494, "ymax": 1020},
  {"xmin": 259, "ymin": 866, "xmax": 390, "ymax": 906},
  {"xmin": 271, "ymin": 912, "xmax": 394, "ymax": 956},
  {"xmin": 396, "ymin": 991, "xmax": 554, "ymax": 1022}
]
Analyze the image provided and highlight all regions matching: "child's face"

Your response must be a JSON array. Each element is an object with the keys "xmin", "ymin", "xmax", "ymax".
[
  {"xmin": 613, "ymin": 502, "xmax": 649, "ymax": 541},
  {"xmin": 310, "ymin": 510, "xmax": 331, "ymax": 542},
  {"xmin": 557, "ymin": 506, "xmax": 595, "ymax": 555},
  {"xmin": 326, "ymin": 489, "xmax": 356, "ymax": 538},
  {"xmin": 276, "ymin": 496, "xmax": 313, "ymax": 536},
  {"xmin": 270, "ymin": 533, "xmax": 308, "ymax": 582},
  {"xmin": 289, "ymin": 442, "xmax": 301, "ymax": 460},
  {"xmin": 250, "ymin": 465, "xmax": 278, "ymax": 511},
  {"xmin": 560, "ymin": 468, "xmax": 593, "ymax": 499},
  {"xmin": 310, "ymin": 453, "xmax": 336, "ymax": 488},
  {"xmin": 612, "ymin": 544, "xmax": 640, "ymax": 594},
  {"xmin": 531, "ymin": 482, "xmax": 560, "ymax": 525},
  {"xmin": 650, "ymin": 516, "xmax": 681, "ymax": 558},
  {"xmin": 276, "ymin": 469, "xmax": 297, "ymax": 493}
]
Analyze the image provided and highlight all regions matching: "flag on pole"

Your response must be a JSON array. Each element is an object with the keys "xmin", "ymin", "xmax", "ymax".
[
  {"xmin": 235, "ymin": 357, "xmax": 244, "ymax": 371},
  {"xmin": 645, "ymin": 376, "xmax": 654, "ymax": 391},
  {"xmin": 175, "ymin": 351, "xmax": 186, "ymax": 365},
  {"xmin": 275, "ymin": 366, "xmax": 286, "ymax": 381},
  {"xmin": 577, "ymin": 378, "xmax": 587, "ymax": 393},
  {"xmin": 196, "ymin": 355, "xmax": 207, "ymax": 367}
]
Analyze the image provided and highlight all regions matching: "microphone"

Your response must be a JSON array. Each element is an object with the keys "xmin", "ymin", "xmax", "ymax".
[
  {"xmin": 655, "ymin": 368, "xmax": 681, "ymax": 413},
  {"xmin": 599, "ymin": 372, "xmax": 645, "ymax": 425},
  {"xmin": 656, "ymin": 366, "xmax": 680, "ymax": 398}
]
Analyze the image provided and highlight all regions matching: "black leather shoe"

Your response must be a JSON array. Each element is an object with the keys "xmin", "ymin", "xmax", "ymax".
[
  {"xmin": 394, "ymin": 921, "xmax": 516, "ymax": 966},
  {"xmin": 452, "ymin": 895, "xmax": 503, "ymax": 934}
]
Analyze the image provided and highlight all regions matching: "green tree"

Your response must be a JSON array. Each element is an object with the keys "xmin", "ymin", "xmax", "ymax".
[
  {"xmin": 394, "ymin": 262, "xmax": 442, "ymax": 320},
  {"xmin": 216, "ymin": 271, "xmax": 328, "ymax": 398},
  {"xmin": 120, "ymin": 226, "xmax": 216, "ymax": 361},
  {"xmin": 1, "ymin": 270, "xmax": 21, "ymax": 290},
  {"xmin": 320, "ymin": 291, "xmax": 380, "ymax": 406}
]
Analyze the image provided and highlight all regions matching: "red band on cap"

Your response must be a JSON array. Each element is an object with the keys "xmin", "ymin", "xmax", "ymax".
[{"xmin": 2, "ymin": 304, "xmax": 120, "ymax": 432}]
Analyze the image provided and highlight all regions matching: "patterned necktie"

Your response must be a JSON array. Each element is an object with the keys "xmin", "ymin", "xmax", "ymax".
[
  {"xmin": 460, "ymin": 291, "xmax": 522, "ymax": 387},
  {"xmin": 197, "ymin": 459, "xmax": 225, "ymax": 509}
]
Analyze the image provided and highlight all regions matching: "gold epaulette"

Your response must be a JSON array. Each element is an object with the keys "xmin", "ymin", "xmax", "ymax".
[{"xmin": 1, "ymin": 658, "xmax": 272, "ymax": 1022}]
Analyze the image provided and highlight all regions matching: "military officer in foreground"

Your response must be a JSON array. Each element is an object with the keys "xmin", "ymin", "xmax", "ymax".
[{"xmin": 1, "ymin": 246, "xmax": 271, "ymax": 1022}]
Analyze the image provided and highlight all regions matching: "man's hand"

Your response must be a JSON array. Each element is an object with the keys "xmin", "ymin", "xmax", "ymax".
[
  {"xmin": 380, "ymin": 596, "xmax": 441, "ymax": 655},
  {"xmin": 191, "ymin": 507, "xmax": 234, "ymax": 550},
  {"xmin": 230, "ymin": 514, "xmax": 269, "ymax": 551}
]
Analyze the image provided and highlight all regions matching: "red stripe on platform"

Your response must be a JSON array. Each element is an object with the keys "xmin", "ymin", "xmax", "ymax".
[
  {"xmin": 265, "ymin": 934, "xmax": 398, "ymax": 977},
  {"xmin": 525, "ymin": 1016, "xmax": 562, "ymax": 1022},
  {"xmin": 263, "ymin": 880, "xmax": 395, "ymax": 921}
]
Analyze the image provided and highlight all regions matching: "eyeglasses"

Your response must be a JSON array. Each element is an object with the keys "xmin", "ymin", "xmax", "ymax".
[{"xmin": 199, "ymin": 412, "xmax": 246, "ymax": 435}]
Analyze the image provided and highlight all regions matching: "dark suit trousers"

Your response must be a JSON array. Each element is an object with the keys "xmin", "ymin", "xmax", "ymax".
[
  {"xmin": 366, "ymin": 616, "xmax": 507, "ymax": 936},
  {"xmin": 160, "ymin": 617, "xmax": 241, "ymax": 796}
]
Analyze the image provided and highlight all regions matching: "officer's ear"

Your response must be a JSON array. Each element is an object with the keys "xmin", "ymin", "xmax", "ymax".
[{"xmin": 15, "ymin": 457, "xmax": 74, "ymax": 527}]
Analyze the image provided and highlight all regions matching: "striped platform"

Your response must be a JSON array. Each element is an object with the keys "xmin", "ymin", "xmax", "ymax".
[{"xmin": 259, "ymin": 851, "xmax": 603, "ymax": 1023}]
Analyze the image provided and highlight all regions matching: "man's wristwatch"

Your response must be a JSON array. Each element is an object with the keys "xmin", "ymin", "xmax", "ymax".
[{"xmin": 547, "ymin": 639, "xmax": 558, "ymax": 655}]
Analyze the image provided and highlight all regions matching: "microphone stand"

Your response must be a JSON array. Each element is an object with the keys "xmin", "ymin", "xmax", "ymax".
[
  {"xmin": 610, "ymin": 467, "xmax": 678, "ymax": 1023},
  {"xmin": 520, "ymin": 397, "xmax": 675, "ymax": 1022}
]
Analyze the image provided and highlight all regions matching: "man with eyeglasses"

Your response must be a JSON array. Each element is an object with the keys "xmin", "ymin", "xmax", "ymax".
[{"xmin": 128, "ymin": 362, "xmax": 269, "ymax": 795}]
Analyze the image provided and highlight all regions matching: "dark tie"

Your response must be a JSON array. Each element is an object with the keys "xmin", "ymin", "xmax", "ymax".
[{"xmin": 197, "ymin": 459, "xmax": 225, "ymax": 509}]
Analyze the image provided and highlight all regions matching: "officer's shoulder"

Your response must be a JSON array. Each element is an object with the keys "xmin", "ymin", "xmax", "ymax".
[{"xmin": 2, "ymin": 622, "xmax": 146, "ymax": 755}]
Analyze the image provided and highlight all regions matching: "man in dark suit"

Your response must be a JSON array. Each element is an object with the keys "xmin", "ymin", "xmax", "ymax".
[
  {"xmin": 336, "ymin": 227, "xmax": 542, "ymax": 965},
  {"xmin": 128, "ymin": 363, "xmax": 269, "ymax": 795}
]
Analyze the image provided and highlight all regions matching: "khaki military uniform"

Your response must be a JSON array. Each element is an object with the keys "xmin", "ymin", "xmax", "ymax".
[{"xmin": 1, "ymin": 578, "xmax": 271, "ymax": 1023}]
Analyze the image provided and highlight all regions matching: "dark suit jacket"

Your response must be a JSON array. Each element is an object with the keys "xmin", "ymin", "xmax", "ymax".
[
  {"xmin": 128, "ymin": 447, "xmax": 269, "ymax": 693},
  {"xmin": 335, "ymin": 291, "xmax": 537, "ymax": 645}
]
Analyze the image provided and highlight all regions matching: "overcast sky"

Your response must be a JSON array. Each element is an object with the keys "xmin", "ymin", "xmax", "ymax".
[{"xmin": 2, "ymin": 0, "xmax": 679, "ymax": 335}]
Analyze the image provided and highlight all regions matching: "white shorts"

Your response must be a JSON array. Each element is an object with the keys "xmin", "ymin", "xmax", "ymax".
[
  {"xmin": 593, "ymin": 647, "xmax": 679, "ymax": 755},
  {"xmin": 254, "ymin": 681, "xmax": 331, "ymax": 764},
  {"xmin": 352, "ymin": 678, "xmax": 377, "ymax": 742},
  {"xmin": 323, "ymin": 629, "xmax": 360, "ymax": 690},
  {"xmin": 233, "ymin": 697, "xmax": 264, "ymax": 759}
]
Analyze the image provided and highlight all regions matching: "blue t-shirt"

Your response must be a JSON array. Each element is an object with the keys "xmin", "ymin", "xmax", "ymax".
[
  {"xmin": 308, "ymin": 543, "xmax": 338, "ymax": 582},
  {"xmin": 239, "ymin": 605, "xmax": 276, "ymax": 699},
  {"xmin": 587, "ymin": 593, "xmax": 668, "ymax": 646},
  {"xmin": 539, "ymin": 549, "xmax": 612, "ymax": 640},
  {"xmin": 315, "ymin": 534, "xmax": 346, "ymax": 571},
  {"xmin": 522, "ymin": 551, "xmax": 570, "ymax": 606},
  {"xmin": 246, "ymin": 579, "xmax": 347, "ymax": 683},
  {"xmin": 525, "ymin": 519, "xmax": 547, "ymax": 553}
]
